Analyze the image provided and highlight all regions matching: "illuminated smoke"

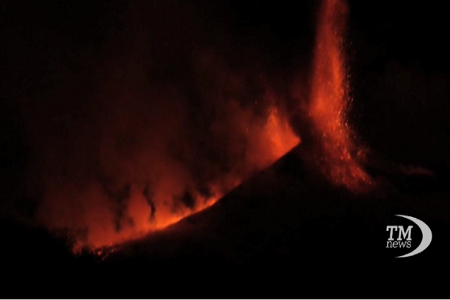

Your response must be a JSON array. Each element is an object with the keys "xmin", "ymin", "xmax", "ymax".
[
  {"xmin": 28, "ymin": 45, "xmax": 299, "ymax": 252},
  {"xmin": 14, "ymin": 0, "xmax": 376, "ymax": 254}
]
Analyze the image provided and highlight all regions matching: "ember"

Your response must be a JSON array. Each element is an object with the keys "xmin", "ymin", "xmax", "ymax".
[{"xmin": 308, "ymin": 0, "xmax": 373, "ymax": 192}]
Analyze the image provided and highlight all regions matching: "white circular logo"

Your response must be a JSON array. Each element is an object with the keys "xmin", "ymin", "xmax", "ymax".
[{"xmin": 394, "ymin": 215, "xmax": 432, "ymax": 258}]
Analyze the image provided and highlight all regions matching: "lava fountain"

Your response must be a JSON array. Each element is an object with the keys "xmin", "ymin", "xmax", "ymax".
[
  {"xmin": 28, "ymin": 0, "xmax": 372, "ymax": 255},
  {"xmin": 308, "ymin": 0, "xmax": 373, "ymax": 192}
]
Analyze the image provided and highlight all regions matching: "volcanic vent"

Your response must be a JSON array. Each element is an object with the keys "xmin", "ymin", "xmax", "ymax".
[
  {"xmin": 22, "ymin": 0, "xmax": 378, "ymax": 255},
  {"xmin": 87, "ymin": 0, "xmax": 375, "ymax": 257}
]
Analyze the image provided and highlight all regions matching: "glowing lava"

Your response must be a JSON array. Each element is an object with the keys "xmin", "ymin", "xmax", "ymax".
[
  {"xmin": 62, "ymin": 99, "xmax": 299, "ymax": 254},
  {"xmin": 308, "ymin": 0, "xmax": 373, "ymax": 192},
  {"xmin": 37, "ymin": 0, "xmax": 375, "ymax": 255}
]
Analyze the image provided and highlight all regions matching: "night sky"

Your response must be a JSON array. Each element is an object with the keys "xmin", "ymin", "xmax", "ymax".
[{"xmin": 1, "ymin": 0, "xmax": 449, "ymax": 297}]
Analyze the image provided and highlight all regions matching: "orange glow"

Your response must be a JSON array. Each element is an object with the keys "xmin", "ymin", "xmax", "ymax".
[
  {"xmin": 38, "ymin": 0, "xmax": 378, "ymax": 254},
  {"xmin": 72, "ymin": 184, "xmax": 224, "ymax": 253},
  {"xmin": 47, "ymin": 88, "xmax": 300, "ymax": 254},
  {"xmin": 309, "ymin": 0, "xmax": 373, "ymax": 192}
]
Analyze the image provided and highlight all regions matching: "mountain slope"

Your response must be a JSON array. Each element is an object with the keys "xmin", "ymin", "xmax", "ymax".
[{"xmin": 102, "ymin": 144, "xmax": 450, "ymax": 267}]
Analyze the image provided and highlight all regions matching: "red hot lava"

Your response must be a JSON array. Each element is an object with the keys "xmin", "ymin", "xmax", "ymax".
[
  {"xmin": 308, "ymin": 0, "xmax": 373, "ymax": 192},
  {"xmin": 33, "ymin": 54, "xmax": 300, "ymax": 253},
  {"xmin": 27, "ymin": 0, "xmax": 373, "ymax": 255}
]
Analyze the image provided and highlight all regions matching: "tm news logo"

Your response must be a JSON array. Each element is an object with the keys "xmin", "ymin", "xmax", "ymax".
[{"xmin": 386, "ymin": 215, "xmax": 432, "ymax": 258}]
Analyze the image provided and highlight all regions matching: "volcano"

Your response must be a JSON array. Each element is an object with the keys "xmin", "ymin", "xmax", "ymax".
[
  {"xmin": 101, "ymin": 142, "xmax": 449, "ymax": 259},
  {"xmin": 1, "ymin": 0, "xmax": 449, "ymax": 297},
  {"xmin": 3, "ymin": 143, "xmax": 448, "ymax": 297}
]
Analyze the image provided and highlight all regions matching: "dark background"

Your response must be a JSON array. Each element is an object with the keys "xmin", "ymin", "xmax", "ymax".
[
  {"xmin": 2, "ymin": 0, "xmax": 449, "ymax": 195},
  {"xmin": 1, "ymin": 0, "xmax": 449, "ymax": 296}
]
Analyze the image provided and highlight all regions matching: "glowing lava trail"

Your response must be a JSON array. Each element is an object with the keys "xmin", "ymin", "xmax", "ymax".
[
  {"xmin": 59, "ymin": 98, "xmax": 300, "ymax": 254},
  {"xmin": 34, "ymin": 0, "xmax": 374, "ymax": 255},
  {"xmin": 308, "ymin": 0, "xmax": 373, "ymax": 192}
]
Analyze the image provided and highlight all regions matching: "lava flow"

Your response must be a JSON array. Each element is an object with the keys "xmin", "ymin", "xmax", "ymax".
[
  {"xmin": 36, "ymin": 84, "xmax": 299, "ymax": 254},
  {"xmin": 28, "ymin": 0, "xmax": 373, "ymax": 256},
  {"xmin": 307, "ymin": 0, "xmax": 373, "ymax": 192}
]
